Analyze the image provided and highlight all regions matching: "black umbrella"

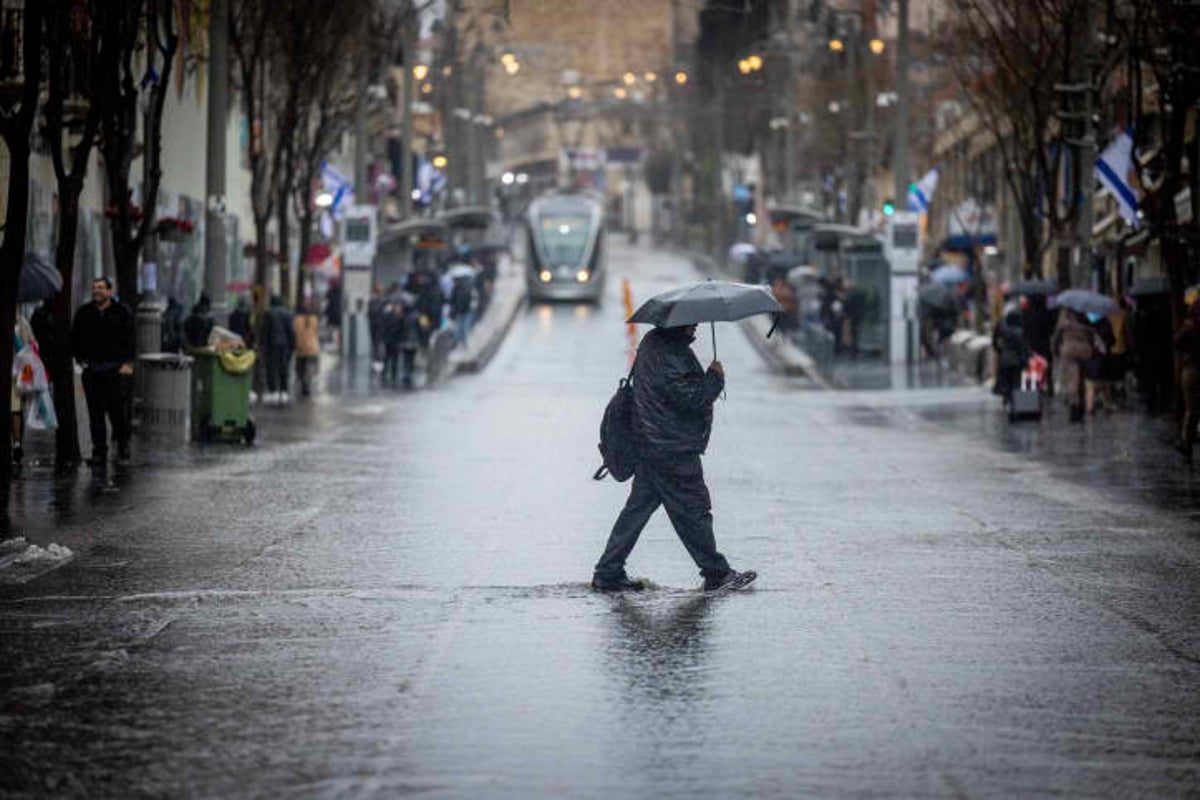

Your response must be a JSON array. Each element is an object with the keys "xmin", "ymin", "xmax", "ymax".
[
  {"xmin": 18, "ymin": 252, "xmax": 62, "ymax": 304},
  {"xmin": 1006, "ymin": 279, "xmax": 1056, "ymax": 297},
  {"xmin": 627, "ymin": 280, "xmax": 782, "ymax": 358}
]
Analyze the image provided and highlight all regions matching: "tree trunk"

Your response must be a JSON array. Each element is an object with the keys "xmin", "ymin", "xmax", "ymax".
[
  {"xmin": 296, "ymin": 205, "xmax": 314, "ymax": 309},
  {"xmin": 0, "ymin": 142, "xmax": 30, "ymax": 485},
  {"xmin": 113, "ymin": 234, "xmax": 141, "ymax": 305},
  {"xmin": 50, "ymin": 189, "xmax": 83, "ymax": 468},
  {"xmin": 277, "ymin": 169, "xmax": 292, "ymax": 304},
  {"xmin": 254, "ymin": 218, "xmax": 270, "ymax": 309}
]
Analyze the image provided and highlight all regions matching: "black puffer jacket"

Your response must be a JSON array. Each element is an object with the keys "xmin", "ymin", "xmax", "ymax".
[{"xmin": 632, "ymin": 326, "xmax": 725, "ymax": 457}]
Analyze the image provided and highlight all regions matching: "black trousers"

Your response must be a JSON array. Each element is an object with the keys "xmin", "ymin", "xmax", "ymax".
[
  {"xmin": 266, "ymin": 346, "xmax": 290, "ymax": 393},
  {"xmin": 594, "ymin": 453, "xmax": 731, "ymax": 581},
  {"xmin": 82, "ymin": 369, "xmax": 129, "ymax": 457}
]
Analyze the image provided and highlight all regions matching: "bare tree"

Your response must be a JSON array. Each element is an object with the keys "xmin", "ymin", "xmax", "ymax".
[
  {"xmin": 97, "ymin": 0, "xmax": 178, "ymax": 302},
  {"xmin": 290, "ymin": 5, "xmax": 364, "ymax": 307},
  {"xmin": 0, "ymin": 3, "xmax": 46, "ymax": 485},
  {"xmin": 229, "ymin": 0, "xmax": 277, "ymax": 310},
  {"xmin": 43, "ymin": 0, "xmax": 108, "ymax": 470},
  {"xmin": 939, "ymin": 0, "xmax": 1111, "ymax": 282}
]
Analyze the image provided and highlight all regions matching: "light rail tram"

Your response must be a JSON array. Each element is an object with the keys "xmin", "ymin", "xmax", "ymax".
[{"xmin": 525, "ymin": 192, "xmax": 607, "ymax": 303}]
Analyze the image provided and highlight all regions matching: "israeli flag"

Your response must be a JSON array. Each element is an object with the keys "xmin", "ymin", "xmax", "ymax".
[
  {"xmin": 320, "ymin": 161, "xmax": 354, "ymax": 219},
  {"xmin": 1095, "ymin": 129, "xmax": 1139, "ymax": 227},
  {"xmin": 907, "ymin": 168, "xmax": 939, "ymax": 213}
]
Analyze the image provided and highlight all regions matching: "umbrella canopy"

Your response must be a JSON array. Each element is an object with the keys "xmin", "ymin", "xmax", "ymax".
[
  {"xmin": 1052, "ymin": 288, "xmax": 1117, "ymax": 316},
  {"xmin": 18, "ymin": 252, "xmax": 62, "ymax": 304},
  {"xmin": 628, "ymin": 280, "xmax": 782, "ymax": 361},
  {"xmin": 728, "ymin": 242, "xmax": 757, "ymax": 264},
  {"xmin": 1006, "ymin": 278, "xmax": 1057, "ymax": 297},
  {"xmin": 628, "ymin": 280, "xmax": 781, "ymax": 327},
  {"xmin": 917, "ymin": 282, "xmax": 960, "ymax": 312},
  {"xmin": 929, "ymin": 264, "xmax": 970, "ymax": 285},
  {"xmin": 446, "ymin": 263, "xmax": 476, "ymax": 280}
]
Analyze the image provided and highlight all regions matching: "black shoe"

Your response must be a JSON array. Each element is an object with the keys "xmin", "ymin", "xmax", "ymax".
[
  {"xmin": 703, "ymin": 569, "xmax": 758, "ymax": 594},
  {"xmin": 591, "ymin": 575, "xmax": 646, "ymax": 592}
]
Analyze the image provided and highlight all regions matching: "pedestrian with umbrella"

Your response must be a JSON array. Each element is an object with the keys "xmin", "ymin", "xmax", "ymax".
[
  {"xmin": 592, "ymin": 281, "xmax": 776, "ymax": 594},
  {"xmin": 1053, "ymin": 308, "xmax": 1100, "ymax": 423}
]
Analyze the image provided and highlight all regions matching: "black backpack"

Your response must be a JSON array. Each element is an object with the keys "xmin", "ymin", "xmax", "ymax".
[{"xmin": 593, "ymin": 365, "xmax": 637, "ymax": 482}]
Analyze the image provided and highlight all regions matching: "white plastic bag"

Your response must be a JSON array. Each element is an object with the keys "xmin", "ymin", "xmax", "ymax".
[
  {"xmin": 25, "ymin": 390, "xmax": 57, "ymax": 431},
  {"xmin": 13, "ymin": 346, "xmax": 48, "ymax": 395}
]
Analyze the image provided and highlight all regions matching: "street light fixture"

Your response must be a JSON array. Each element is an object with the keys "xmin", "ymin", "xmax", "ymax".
[
  {"xmin": 644, "ymin": 71, "xmax": 657, "ymax": 83},
  {"xmin": 568, "ymin": 86, "xmax": 583, "ymax": 99},
  {"xmin": 738, "ymin": 59, "xmax": 751, "ymax": 75},
  {"xmin": 500, "ymin": 52, "xmax": 516, "ymax": 66},
  {"xmin": 622, "ymin": 72, "xmax": 636, "ymax": 86},
  {"xmin": 829, "ymin": 38, "xmax": 845, "ymax": 52},
  {"xmin": 746, "ymin": 54, "xmax": 763, "ymax": 71},
  {"xmin": 614, "ymin": 87, "xmax": 628, "ymax": 99},
  {"xmin": 674, "ymin": 70, "xmax": 688, "ymax": 85},
  {"xmin": 869, "ymin": 38, "xmax": 885, "ymax": 55},
  {"xmin": 432, "ymin": 155, "xmax": 448, "ymax": 169},
  {"xmin": 504, "ymin": 60, "xmax": 520, "ymax": 75},
  {"xmin": 315, "ymin": 191, "xmax": 334, "ymax": 208},
  {"xmin": 412, "ymin": 64, "xmax": 429, "ymax": 81}
]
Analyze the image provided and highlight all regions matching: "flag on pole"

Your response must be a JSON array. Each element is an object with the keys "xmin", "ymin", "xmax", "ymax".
[
  {"xmin": 1095, "ymin": 129, "xmax": 1140, "ymax": 227},
  {"xmin": 907, "ymin": 168, "xmax": 939, "ymax": 213}
]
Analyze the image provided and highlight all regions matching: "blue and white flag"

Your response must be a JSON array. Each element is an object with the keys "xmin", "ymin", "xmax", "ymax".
[
  {"xmin": 1095, "ymin": 129, "xmax": 1139, "ymax": 227},
  {"xmin": 907, "ymin": 168, "xmax": 939, "ymax": 213},
  {"xmin": 320, "ymin": 161, "xmax": 354, "ymax": 219}
]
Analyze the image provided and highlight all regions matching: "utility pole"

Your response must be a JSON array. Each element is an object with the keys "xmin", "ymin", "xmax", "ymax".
[
  {"xmin": 399, "ymin": 16, "xmax": 414, "ymax": 219},
  {"xmin": 891, "ymin": 0, "xmax": 909, "ymax": 209},
  {"xmin": 204, "ymin": 0, "xmax": 229, "ymax": 320},
  {"xmin": 1059, "ymin": 2, "xmax": 1096, "ymax": 288}
]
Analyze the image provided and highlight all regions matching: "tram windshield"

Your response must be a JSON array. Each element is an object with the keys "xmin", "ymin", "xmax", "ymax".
[{"xmin": 535, "ymin": 199, "xmax": 596, "ymax": 265}]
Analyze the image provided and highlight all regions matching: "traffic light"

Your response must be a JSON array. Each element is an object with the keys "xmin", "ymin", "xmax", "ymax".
[{"xmin": 882, "ymin": 198, "xmax": 895, "ymax": 216}]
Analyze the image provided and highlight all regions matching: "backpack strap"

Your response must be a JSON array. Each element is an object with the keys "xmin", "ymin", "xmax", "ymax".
[{"xmin": 593, "ymin": 465, "xmax": 610, "ymax": 481}]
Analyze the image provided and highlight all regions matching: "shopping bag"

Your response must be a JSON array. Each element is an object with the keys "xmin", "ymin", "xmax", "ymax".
[
  {"xmin": 25, "ymin": 390, "xmax": 57, "ymax": 431},
  {"xmin": 13, "ymin": 346, "xmax": 49, "ymax": 395}
]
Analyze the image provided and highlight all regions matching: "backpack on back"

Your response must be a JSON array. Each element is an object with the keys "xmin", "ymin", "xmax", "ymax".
[{"xmin": 593, "ymin": 365, "xmax": 637, "ymax": 482}]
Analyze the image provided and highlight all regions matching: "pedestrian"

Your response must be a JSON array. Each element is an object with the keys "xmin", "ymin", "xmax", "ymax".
[
  {"xmin": 1020, "ymin": 294, "xmax": 1055, "ymax": 395},
  {"xmin": 228, "ymin": 296, "xmax": 253, "ymax": 347},
  {"xmin": 182, "ymin": 292, "xmax": 214, "ymax": 350},
  {"xmin": 1172, "ymin": 301, "xmax": 1200, "ymax": 462},
  {"xmin": 161, "ymin": 296, "xmax": 184, "ymax": 352},
  {"xmin": 293, "ymin": 299, "xmax": 320, "ymax": 398},
  {"xmin": 992, "ymin": 309, "xmax": 1028, "ymax": 405},
  {"xmin": 1053, "ymin": 309, "xmax": 1096, "ymax": 423},
  {"xmin": 592, "ymin": 323, "xmax": 756, "ymax": 593},
  {"xmin": 70, "ymin": 276, "xmax": 135, "ymax": 466},
  {"xmin": 1083, "ymin": 312, "xmax": 1115, "ymax": 414},
  {"xmin": 259, "ymin": 294, "xmax": 295, "ymax": 404},
  {"xmin": 449, "ymin": 274, "xmax": 475, "ymax": 349},
  {"xmin": 325, "ymin": 279, "xmax": 343, "ymax": 351},
  {"xmin": 367, "ymin": 282, "xmax": 386, "ymax": 368}
]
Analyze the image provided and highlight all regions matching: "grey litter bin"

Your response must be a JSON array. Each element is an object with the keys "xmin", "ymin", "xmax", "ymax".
[{"xmin": 138, "ymin": 353, "xmax": 193, "ymax": 440}]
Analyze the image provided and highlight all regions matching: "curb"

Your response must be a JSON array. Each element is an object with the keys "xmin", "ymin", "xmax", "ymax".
[{"xmin": 454, "ymin": 269, "xmax": 527, "ymax": 374}]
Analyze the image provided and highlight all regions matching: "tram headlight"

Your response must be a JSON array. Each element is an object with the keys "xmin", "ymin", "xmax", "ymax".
[
  {"xmin": 539, "ymin": 269, "xmax": 553, "ymax": 283},
  {"xmin": 576, "ymin": 269, "xmax": 590, "ymax": 283}
]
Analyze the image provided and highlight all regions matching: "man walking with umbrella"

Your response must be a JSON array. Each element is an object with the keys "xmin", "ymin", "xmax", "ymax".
[{"xmin": 593, "ymin": 281, "xmax": 771, "ymax": 593}]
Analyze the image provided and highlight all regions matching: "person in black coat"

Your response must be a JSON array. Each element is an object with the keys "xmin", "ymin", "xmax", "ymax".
[
  {"xmin": 992, "ymin": 310, "xmax": 1029, "ymax": 403},
  {"xmin": 182, "ymin": 293, "xmax": 214, "ymax": 350},
  {"xmin": 70, "ymin": 277, "xmax": 135, "ymax": 465},
  {"xmin": 592, "ymin": 324, "xmax": 756, "ymax": 594},
  {"xmin": 258, "ymin": 295, "xmax": 295, "ymax": 403}
]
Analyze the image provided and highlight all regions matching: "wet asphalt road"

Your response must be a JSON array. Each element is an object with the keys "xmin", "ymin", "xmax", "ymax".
[{"xmin": 3, "ymin": 241, "xmax": 1200, "ymax": 798}]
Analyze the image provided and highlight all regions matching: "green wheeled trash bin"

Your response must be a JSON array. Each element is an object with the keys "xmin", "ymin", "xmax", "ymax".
[{"xmin": 191, "ymin": 348, "xmax": 257, "ymax": 444}]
